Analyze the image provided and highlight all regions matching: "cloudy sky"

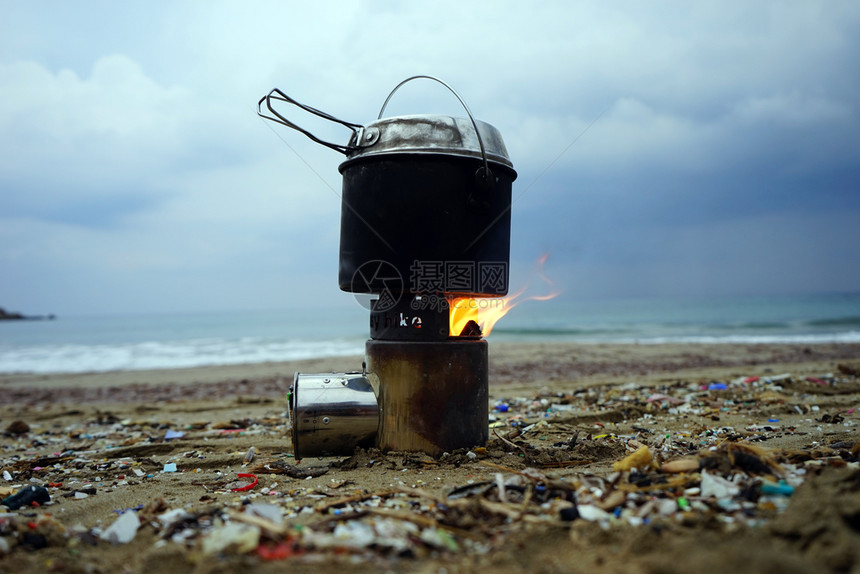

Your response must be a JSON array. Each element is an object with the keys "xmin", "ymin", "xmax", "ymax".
[{"xmin": 1, "ymin": 1, "xmax": 858, "ymax": 316}]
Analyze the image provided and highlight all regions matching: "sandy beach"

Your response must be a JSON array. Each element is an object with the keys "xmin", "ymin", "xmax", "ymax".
[{"xmin": 2, "ymin": 341, "xmax": 860, "ymax": 573}]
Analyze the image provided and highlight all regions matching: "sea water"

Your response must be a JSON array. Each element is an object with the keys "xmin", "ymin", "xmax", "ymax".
[
  {"xmin": 1, "ymin": 293, "xmax": 858, "ymax": 374},
  {"xmin": 0, "ymin": 306, "xmax": 368, "ymax": 374},
  {"xmin": 492, "ymin": 292, "xmax": 860, "ymax": 344}
]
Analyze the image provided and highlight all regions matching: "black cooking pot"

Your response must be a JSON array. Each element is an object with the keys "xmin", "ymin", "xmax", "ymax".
[{"xmin": 258, "ymin": 76, "xmax": 516, "ymax": 297}]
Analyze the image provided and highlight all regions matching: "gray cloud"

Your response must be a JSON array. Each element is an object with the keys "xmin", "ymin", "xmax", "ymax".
[{"xmin": 1, "ymin": 1, "xmax": 858, "ymax": 314}]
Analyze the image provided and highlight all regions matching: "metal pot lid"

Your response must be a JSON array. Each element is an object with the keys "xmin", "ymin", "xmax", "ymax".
[{"xmin": 339, "ymin": 114, "xmax": 514, "ymax": 172}]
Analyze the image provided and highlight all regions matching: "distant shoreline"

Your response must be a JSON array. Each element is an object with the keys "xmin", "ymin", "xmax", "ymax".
[{"xmin": 0, "ymin": 307, "xmax": 55, "ymax": 321}]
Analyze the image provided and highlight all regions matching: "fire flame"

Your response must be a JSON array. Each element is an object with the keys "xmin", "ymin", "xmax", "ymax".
[{"xmin": 449, "ymin": 254, "xmax": 561, "ymax": 337}]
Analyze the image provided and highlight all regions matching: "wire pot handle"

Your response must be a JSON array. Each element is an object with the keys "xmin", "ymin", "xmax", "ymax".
[
  {"xmin": 257, "ymin": 88, "xmax": 363, "ymax": 155},
  {"xmin": 377, "ymin": 75, "xmax": 491, "ymax": 180}
]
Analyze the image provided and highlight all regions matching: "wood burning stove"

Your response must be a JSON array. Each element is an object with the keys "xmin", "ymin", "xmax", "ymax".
[{"xmin": 259, "ymin": 76, "xmax": 516, "ymax": 457}]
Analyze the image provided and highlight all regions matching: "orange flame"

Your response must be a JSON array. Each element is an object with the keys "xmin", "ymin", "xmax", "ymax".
[{"xmin": 449, "ymin": 254, "xmax": 561, "ymax": 337}]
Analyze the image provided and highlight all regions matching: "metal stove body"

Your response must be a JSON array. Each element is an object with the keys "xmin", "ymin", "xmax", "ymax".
[{"xmin": 258, "ymin": 76, "xmax": 516, "ymax": 457}]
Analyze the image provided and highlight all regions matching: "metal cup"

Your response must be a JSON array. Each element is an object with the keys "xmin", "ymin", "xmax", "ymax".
[{"xmin": 290, "ymin": 372, "xmax": 379, "ymax": 458}]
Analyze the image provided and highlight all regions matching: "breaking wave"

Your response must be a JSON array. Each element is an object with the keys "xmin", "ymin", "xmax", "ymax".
[{"xmin": 0, "ymin": 337, "xmax": 365, "ymax": 374}]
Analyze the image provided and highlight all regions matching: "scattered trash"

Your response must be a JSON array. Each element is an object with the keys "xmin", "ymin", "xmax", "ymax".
[
  {"xmin": 761, "ymin": 480, "xmax": 795, "ymax": 497},
  {"xmin": 157, "ymin": 507, "xmax": 193, "ymax": 528},
  {"xmin": 230, "ymin": 473, "xmax": 258, "ymax": 492},
  {"xmin": 817, "ymin": 413, "xmax": 845, "ymax": 424},
  {"xmin": 0, "ymin": 360, "xmax": 857, "ymax": 568},
  {"xmin": 645, "ymin": 393, "xmax": 683, "ymax": 405},
  {"xmin": 249, "ymin": 461, "xmax": 328, "ymax": 479},
  {"xmin": 577, "ymin": 504, "xmax": 612, "ymax": 522},
  {"xmin": 700, "ymin": 470, "xmax": 740, "ymax": 499},
  {"xmin": 420, "ymin": 527, "xmax": 460, "ymax": 552},
  {"xmin": 164, "ymin": 429, "xmax": 185, "ymax": 440},
  {"xmin": 202, "ymin": 522, "xmax": 260, "ymax": 555},
  {"xmin": 256, "ymin": 540, "xmax": 299, "ymax": 560},
  {"xmin": 113, "ymin": 504, "xmax": 145, "ymax": 515},
  {"xmin": 245, "ymin": 503, "xmax": 283, "ymax": 525},
  {"xmin": 100, "ymin": 510, "xmax": 140, "ymax": 544},
  {"xmin": 1, "ymin": 485, "xmax": 51, "ymax": 510}
]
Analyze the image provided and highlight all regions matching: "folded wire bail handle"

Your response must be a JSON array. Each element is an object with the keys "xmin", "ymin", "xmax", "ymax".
[
  {"xmin": 257, "ymin": 88, "xmax": 363, "ymax": 155},
  {"xmin": 377, "ymin": 75, "xmax": 492, "ymax": 184}
]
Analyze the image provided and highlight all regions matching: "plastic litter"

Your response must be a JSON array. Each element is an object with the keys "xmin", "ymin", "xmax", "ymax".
[
  {"xmin": 202, "ymin": 522, "xmax": 261, "ymax": 555},
  {"xmin": 420, "ymin": 527, "xmax": 460, "ymax": 551},
  {"xmin": 157, "ymin": 508, "xmax": 194, "ymax": 528},
  {"xmin": 163, "ymin": 463, "xmax": 178, "ymax": 473},
  {"xmin": 256, "ymin": 540, "xmax": 298, "ymax": 560},
  {"xmin": 330, "ymin": 521, "xmax": 376, "ymax": 548},
  {"xmin": 100, "ymin": 510, "xmax": 140, "ymax": 544},
  {"xmin": 113, "ymin": 504, "xmax": 144, "ymax": 514},
  {"xmin": 1, "ymin": 485, "xmax": 51, "ymax": 510},
  {"xmin": 700, "ymin": 470, "xmax": 740, "ymax": 499},
  {"xmin": 0, "ymin": 360, "xmax": 855, "ymax": 566},
  {"xmin": 245, "ymin": 503, "xmax": 282, "ymax": 525},
  {"xmin": 577, "ymin": 504, "xmax": 612, "ymax": 522},
  {"xmin": 761, "ymin": 481, "xmax": 795, "ymax": 496},
  {"xmin": 230, "ymin": 473, "xmax": 258, "ymax": 492}
]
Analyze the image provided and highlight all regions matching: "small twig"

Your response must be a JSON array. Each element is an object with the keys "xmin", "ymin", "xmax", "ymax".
[{"xmin": 493, "ymin": 428, "xmax": 529, "ymax": 459}]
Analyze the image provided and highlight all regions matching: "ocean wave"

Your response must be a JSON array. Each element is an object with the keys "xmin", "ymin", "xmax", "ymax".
[
  {"xmin": 709, "ymin": 321, "xmax": 795, "ymax": 330},
  {"xmin": 493, "ymin": 326, "xmax": 633, "ymax": 336},
  {"xmin": 805, "ymin": 316, "xmax": 860, "ymax": 328},
  {"xmin": 0, "ymin": 338, "xmax": 365, "ymax": 374},
  {"xmin": 3, "ymin": 299, "xmax": 860, "ymax": 373},
  {"xmin": 594, "ymin": 331, "xmax": 860, "ymax": 345},
  {"xmin": 491, "ymin": 327, "xmax": 860, "ymax": 345}
]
